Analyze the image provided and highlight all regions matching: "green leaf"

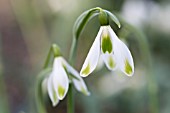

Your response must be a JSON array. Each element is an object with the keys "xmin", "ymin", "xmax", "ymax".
[
  {"xmin": 104, "ymin": 10, "xmax": 121, "ymax": 28},
  {"xmin": 73, "ymin": 8, "xmax": 100, "ymax": 39}
]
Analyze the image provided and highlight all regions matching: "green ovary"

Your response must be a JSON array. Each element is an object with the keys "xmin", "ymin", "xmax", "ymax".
[
  {"xmin": 81, "ymin": 63, "xmax": 90, "ymax": 75},
  {"xmin": 125, "ymin": 59, "xmax": 132, "ymax": 75},
  {"xmin": 101, "ymin": 33, "xmax": 113, "ymax": 53},
  {"xmin": 58, "ymin": 85, "xmax": 65, "ymax": 98}
]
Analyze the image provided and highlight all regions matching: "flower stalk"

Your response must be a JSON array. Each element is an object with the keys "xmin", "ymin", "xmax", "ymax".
[{"xmin": 67, "ymin": 34, "xmax": 78, "ymax": 113}]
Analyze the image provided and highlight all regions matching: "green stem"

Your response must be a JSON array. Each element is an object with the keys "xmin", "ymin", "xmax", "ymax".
[
  {"xmin": 43, "ymin": 44, "xmax": 61, "ymax": 69},
  {"xmin": 67, "ymin": 84, "xmax": 74, "ymax": 113},
  {"xmin": 67, "ymin": 37, "xmax": 78, "ymax": 113},
  {"xmin": 43, "ymin": 47, "xmax": 52, "ymax": 69},
  {"xmin": 69, "ymin": 38, "xmax": 78, "ymax": 65}
]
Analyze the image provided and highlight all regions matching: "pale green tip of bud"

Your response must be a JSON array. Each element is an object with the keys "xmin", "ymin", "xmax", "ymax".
[{"xmin": 51, "ymin": 44, "xmax": 61, "ymax": 57}]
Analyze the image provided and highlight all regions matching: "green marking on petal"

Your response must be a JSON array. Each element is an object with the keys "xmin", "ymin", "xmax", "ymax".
[
  {"xmin": 58, "ymin": 85, "xmax": 65, "ymax": 98},
  {"xmin": 81, "ymin": 63, "xmax": 90, "ymax": 75},
  {"xmin": 81, "ymin": 86, "xmax": 89, "ymax": 96},
  {"xmin": 125, "ymin": 59, "xmax": 132, "ymax": 75},
  {"xmin": 101, "ymin": 32, "xmax": 113, "ymax": 53},
  {"xmin": 109, "ymin": 57, "xmax": 116, "ymax": 69}
]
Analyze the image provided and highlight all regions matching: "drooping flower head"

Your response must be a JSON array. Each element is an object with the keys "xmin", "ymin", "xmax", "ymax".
[
  {"xmin": 47, "ymin": 56, "xmax": 90, "ymax": 106},
  {"xmin": 80, "ymin": 25, "xmax": 134, "ymax": 77},
  {"xmin": 79, "ymin": 8, "xmax": 134, "ymax": 77}
]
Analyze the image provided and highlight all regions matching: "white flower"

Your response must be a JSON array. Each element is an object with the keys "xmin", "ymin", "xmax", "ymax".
[
  {"xmin": 47, "ymin": 57, "xmax": 90, "ymax": 106},
  {"xmin": 80, "ymin": 25, "xmax": 134, "ymax": 77}
]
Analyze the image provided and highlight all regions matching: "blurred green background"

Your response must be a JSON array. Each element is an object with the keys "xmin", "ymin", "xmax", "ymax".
[{"xmin": 0, "ymin": 0, "xmax": 170, "ymax": 113}]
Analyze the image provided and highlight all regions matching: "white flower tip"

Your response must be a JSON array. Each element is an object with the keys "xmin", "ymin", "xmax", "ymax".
[
  {"xmin": 52, "ymin": 100, "xmax": 59, "ymax": 107},
  {"xmin": 80, "ymin": 73, "xmax": 89, "ymax": 78},
  {"xmin": 80, "ymin": 64, "xmax": 91, "ymax": 77},
  {"xmin": 50, "ymin": 93, "xmax": 59, "ymax": 107},
  {"xmin": 80, "ymin": 87, "xmax": 90, "ymax": 96},
  {"xmin": 124, "ymin": 59, "xmax": 134, "ymax": 77},
  {"xmin": 84, "ymin": 91, "xmax": 91, "ymax": 96},
  {"xmin": 102, "ymin": 54, "xmax": 117, "ymax": 71},
  {"xmin": 47, "ymin": 75, "xmax": 59, "ymax": 107},
  {"xmin": 57, "ymin": 85, "xmax": 67, "ymax": 100}
]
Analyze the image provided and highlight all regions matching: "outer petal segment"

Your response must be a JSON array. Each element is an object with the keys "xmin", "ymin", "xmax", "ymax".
[
  {"xmin": 80, "ymin": 27, "xmax": 103, "ymax": 77},
  {"xmin": 109, "ymin": 26, "xmax": 134, "ymax": 76},
  {"xmin": 115, "ymin": 39, "xmax": 134, "ymax": 76},
  {"xmin": 61, "ymin": 58, "xmax": 90, "ymax": 96},
  {"xmin": 52, "ymin": 58, "xmax": 69, "ymax": 100},
  {"xmin": 47, "ymin": 73, "xmax": 59, "ymax": 106}
]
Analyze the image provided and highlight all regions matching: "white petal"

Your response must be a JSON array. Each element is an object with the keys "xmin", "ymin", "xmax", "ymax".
[
  {"xmin": 101, "ymin": 53, "xmax": 118, "ymax": 70},
  {"xmin": 72, "ymin": 78, "xmax": 90, "ymax": 96},
  {"xmin": 52, "ymin": 58, "xmax": 69, "ymax": 100},
  {"xmin": 47, "ymin": 73, "xmax": 59, "ymax": 106},
  {"xmin": 109, "ymin": 27, "xmax": 134, "ymax": 76},
  {"xmin": 95, "ymin": 55, "xmax": 104, "ymax": 71},
  {"xmin": 60, "ymin": 57, "xmax": 90, "ymax": 96},
  {"xmin": 80, "ymin": 27, "xmax": 103, "ymax": 77}
]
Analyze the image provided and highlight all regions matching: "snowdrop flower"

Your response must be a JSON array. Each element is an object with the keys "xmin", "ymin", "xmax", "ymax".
[
  {"xmin": 80, "ymin": 25, "xmax": 134, "ymax": 77},
  {"xmin": 47, "ymin": 56, "xmax": 90, "ymax": 106}
]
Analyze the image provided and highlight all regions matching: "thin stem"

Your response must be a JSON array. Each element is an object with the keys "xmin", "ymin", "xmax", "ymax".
[
  {"xmin": 43, "ymin": 47, "xmax": 52, "ymax": 69},
  {"xmin": 67, "ymin": 37, "xmax": 78, "ymax": 113},
  {"xmin": 43, "ymin": 44, "xmax": 61, "ymax": 69},
  {"xmin": 67, "ymin": 84, "xmax": 74, "ymax": 113},
  {"xmin": 69, "ymin": 38, "xmax": 78, "ymax": 65},
  {"xmin": 36, "ymin": 46, "xmax": 54, "ymax": 113}
]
